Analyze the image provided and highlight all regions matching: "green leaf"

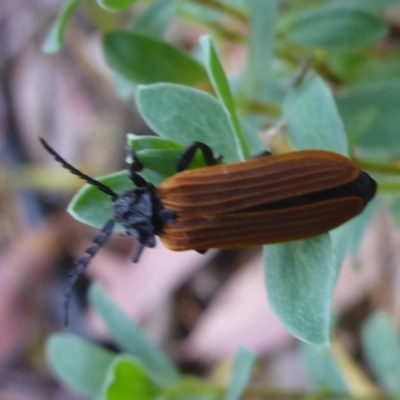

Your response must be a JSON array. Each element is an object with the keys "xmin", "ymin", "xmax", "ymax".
[
  {"xmin": 178, "ymin": 0, "xmax": 246, "ymax": 24},
  {"xmin": 101, "ymin": 355, "xmax": 159, "ymax": 400},
  {"xmin": 242, "ymin": 0, "xmax": 278, "ymax": 102},
  {"xmin": 89, "ymin": 284, "xmax": 180, "ymax": 386},
  {"xmin": 302, "ymin": 343, "xmax": 348, "ymax": 393},
  {"xmin": 114, "ymin": 73, "xmax": 135, "ymax": 100},
  {"xmin": 323, "ymin": 50, "xmax": 368, "ymax": 84},
  {"xmin": 42, "ymin": 0, "xmax": 81, "ymax": 53},
  {"xmin": 127, "ymin": 134, "xmax": 213, "ymax": 181},
  {"xmin": 132, "ymin": 149, "xmax": 183, "ymax": 179},
  {"xmin": 264, "ymin": 72, "xmax": 350, "ymax": 345},
  {"xmin": 329, "ymin": 223, "xmax": 349, "ymax": 273},
  {"xmin": 68, "ymin": 170, "xmax": 131, "ymax": 231},
  {"xmin": 137, "ymin": 83, "xmax": 241, "ymax": 163},
  {"xmin": 350, "ymin": 59, "xmax": 400, "ymax": 89},
  {"xmin": 286, "ymin": 6, "xmax": 388, "ymax": 48},
  {"xmin": 178, "ymin": 3, "xmax": 224, "ymax": 23},
  {"xmin": 225, "ymin": 347, "xmax": 255, "ymax": 400},
  {"xmin": 345, "ymin": 107, "xmax": 379, "ymax": 147},
  {"xmin": 326, "ymin": 0, "xmax": 400, "ymax": 12},
  {"xmin": 97, "ymin": 0, "xmax": 137, "ymax": 12},
  {"xmin": 264, "ymin": 235, "xmax": 335, "ymax": 344},
  {"xmin": 347, "ymin": 197, "xmax": 380, "ymax": 257},
  {"xmin": 283, "ymin": 72, "xmax": 348, "ymax": 155},
  {"xmin": 46, "ymin": 333, "xmax": 115, "ymax": 398},
  {"xmin": 103, "ymin": 31, "xmax": 207, "ymax": 85},
  {"xmin": 337, "ymin": 84, "xmax": 400, "ymax": 154},
  {"xmin": 390, "ymin": 197, "xmax": 400, "ymax": 228},
  {"xmin": 240, "ymin": 120, "xmax": 266, "ymax": 157},
  {"xmin": 132, "ymin": 149, "xmax": 207, "ymax": 186},
  {"xmin": 160, "ymin": 377, "xmax": 219, "ymax": 400},
  {"xmin": 130, "ymin": 0, "xmax": 175, "ymax": 39},
  {"xmin": 362, "ymin": 311, "xmax": 400, "ymax": 394},
  {"xmin": 200, "ymin": 35, "xmax": 248, "ymax": 160},
  {"xmin": 127, "ymin": 134, "xmax": 184, "ymax": 152}
]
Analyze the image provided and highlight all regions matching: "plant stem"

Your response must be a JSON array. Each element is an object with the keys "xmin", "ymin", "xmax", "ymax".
[
  {"xmin": 242, "ymin": 386, "xmax": 391, "ymax": 400},
  {"xmin": 192, "ymin": 0, "xmax": 248, "ymax": 22},
  {"xmin": 353, "ymin": 158, "xmax": 400, "ymax": 176}
]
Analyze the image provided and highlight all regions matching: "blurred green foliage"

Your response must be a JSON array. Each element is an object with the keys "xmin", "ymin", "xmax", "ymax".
[{"xmin": 44, "ymin": 0, "xmax": 400, "ymax": 398}]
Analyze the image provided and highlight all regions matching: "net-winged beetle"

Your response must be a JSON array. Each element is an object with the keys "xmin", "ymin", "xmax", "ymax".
[{"xmin": 40, "ymin": 138, "xmax": 376, "ymax": 325}]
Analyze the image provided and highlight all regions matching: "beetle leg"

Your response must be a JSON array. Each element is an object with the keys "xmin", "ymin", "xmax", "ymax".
[
  {"xmin": 63, "ymin": 218, "xmax": 115, "ymax": 326},
  {"xmin": 177, "ymin": 142, "xmax": 222, "ymax": 172},
  {"xmin": 126, "ymin": 148, "xmax": 150, "ymax": 188},
  {"xmin": 132, "ymin": 243, "xmax": 145, "ymax": 263},
  {"xmin": 252, "ymin": 150, "xmax": 272, "ymax": 159},
  {"xmin": 196, "ymin": 249, "xmax": 208, "ymax": 254}
]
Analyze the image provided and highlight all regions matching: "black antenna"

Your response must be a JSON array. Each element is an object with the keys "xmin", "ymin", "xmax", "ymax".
[
  {"xmin": 40, "ymin": 137, "xmax": 118, "ymax": 200},
  {"xmin": 63, "ymin": 218, "xmax": 115, "ymax": 327}
]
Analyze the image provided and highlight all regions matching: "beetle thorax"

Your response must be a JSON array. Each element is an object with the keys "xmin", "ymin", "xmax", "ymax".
[{"xmin": 114, "ymin": 189, "xmax": 156, "ymax": 247}]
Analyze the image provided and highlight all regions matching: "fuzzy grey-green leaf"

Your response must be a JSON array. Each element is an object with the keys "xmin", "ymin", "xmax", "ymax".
[
  {"xmin": 337, "ymin": 83, "xmax": 400, "ymax": 154},
  {"xmin": 130, "ymin": 0, "xmax": 175, "ymax": 38},
  {"xmin": 286, "ymin": 6, "xmax": 388, "ymax": 48},
  {"xmin": 42, "ymin": 0, "xmax": 81, "ymax": 53},
  {"xmin": 68, "ymin": 171, "xmax": 131, "ymax": 232},
  {"xmin": 283, "ymin": 72, "xmax": 348, "ymax": 155},
  {"xmin": 200, "ymin": 35, "xmax": 248, "ymax": 160},
  {"xmin": 137, "ymin": 84, "xmax": 241, "ymax": 162},
  {"xmin": 46, "ymin": 333, "xmax": 115, "ymax": 398},
  {"xmin": 243, "ymin": 0, "xmax": 278, "ymax": 101},
  {"xmin": 103, "ymin": 31, "xmax": 207, "ymax": 85},
  {"xmin": 225, "ymin": 347, "xmax": 255, "ymax": 400},
  {"xmin": 97, "ymin": 0, "xmax": 137, "ymax": 12},
  {"xmin": 89, "ymin": 284, "xmax": 180, "ymax": 386},
  {"xmin": 302, "ymin": 343, "xmax": 348, "ymax": 393},
  {"xmin": 264, "ymin": 235, "xmax": 335, "ymax": 344},
  {"xmin": 362, "ymin": 311, "xmax": 400, "ymax": 394}
]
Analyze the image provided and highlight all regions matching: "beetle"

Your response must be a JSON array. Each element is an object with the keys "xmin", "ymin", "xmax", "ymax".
[{"xmin": 40, "ymin": 138, "xmax": 376, "ymax": 325}]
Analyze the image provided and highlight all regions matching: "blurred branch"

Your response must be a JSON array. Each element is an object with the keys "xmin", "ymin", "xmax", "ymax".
[
  {"xmin": 243, "ymin": 387, "xmax": 392, "ymax": 400},
  {"xmin": 376, "ymin": 182, "xmax": 400, "ymax": 195},
  {"xmin": 179, "ymin": 11, "xmax": 246, "ymax": 42},
  {"xmin": 353, "ymin": 158, "xmax": 400, "ymax": 176},
  {"xmin": 237, "ymin": 100, "xmax": 282, "ymax": 117},
  {"xmin": 330, "ymin": 337, "xmax": 381, "ymax": 398}
]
